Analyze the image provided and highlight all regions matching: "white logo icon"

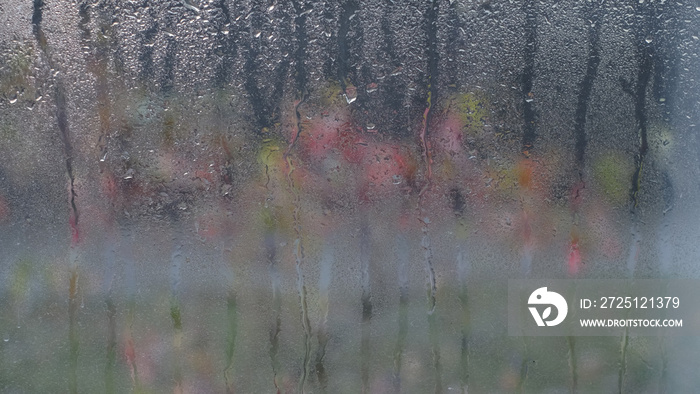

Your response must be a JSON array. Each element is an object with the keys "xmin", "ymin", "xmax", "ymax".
[{"xmin": 528, "ymin": 287, "xmax": 568, "ymax": 327}]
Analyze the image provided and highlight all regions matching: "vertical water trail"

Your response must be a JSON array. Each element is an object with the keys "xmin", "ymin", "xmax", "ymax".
[
  {"xmin": 520, "ymin": 216, "xmax": 534, "ymax": 278},
  {"xmin": 102, "ymin": 242, "xmax": 117, "ymax": 394},
  {"xmin": 567, "ymin": 3, "xmax": 603, "ymax": 389},
  {"xmin": 419, "ymin": 99, "xmax": 433, "ymax": 181},
  {"xmin": 341, "ymin": 3, "xmax": 375, "ymax": 391},
  {"xmin": 123, "ymin": 231, "xmax": 140, "ymax": 391},
  {"xmin": 566, "ymin": 335, "xmax": 577, "ymax": 394},
  {"xmin": 658, "ymin": 335, "xmax": 669, "ymax": 393},
  {"xmin": 392, "ymin": 234, "xmax": 410, "ymax": 393},
  {"xmin": 421, "ymin": 217, "xmax": 442, "ymax": 394},
  {"xmin": 136, "ymin": 3, "xmax": 158, "ymax": 84},
  {"xmin": 518, "ymin": 0, "xmax": 538, "ymax": 390},
  {"xmin": 170, "ymin": 236, "xmax": 185, "ymax": 393},
  {"xmin": 284, "ymin": 125, "xmax": 312, "ymax": 393},
  {"xmin": 293, "ymin": 234, "xmax": 312, "ymax": 394},
  {"xmin": 224, "ymin": 288, "xmax": 238, "ymax": 394},
  {"xmin": 218, "ymin": 131, "xmax": 240, "ymax": 393},
  {"xmin": 78, "ymin": 0, "xmax": 111, "ymax": 166},
  {"xmin": 521, "ymin": 0, "xmax": 538, "ymax": 156},
  {"xmin": 359, "ymin": 222, "xmax": 372, "ymax": 394},
  {"xmin": 655, "ymin": 170, "xmax": 675, "ymax": 391},
  {"xmin": 379, "ymin": 0, "xmax": 407, "ymax": 138},
  {"xmin": 655, "ymin": 202, "xmax": 674, "ymax": 393},
  {"xmin": 457, "ymin": 249, "xmax": 471, "ymax": 394},
  {"xmin": 237, "ymin": 4, "xmax": 294, "ymax": 389},
  {"xmin": 285, "ymin": 3, "xmax": 314, "ymax": 388},
  {"xmin": 284, "ymin": 0, "xmax": 309, "ymax": 156},
  {"xmin": 337, "ymin": 0, "xmax": 360, "ymax": 93},
  {"xmin": 617, "ymin": 222, "xmax": 641, "ymax": 394},
  {"xmin": 619, "ymin": 6, "xmax": 656, "ymax": 389},
  {"xmin": 335, "ymin": 2, "xmax": 373, "ymax": 390},
  {"xmin": 618, "ymin": 327, "xmax": 629, "ymax": 394},
  {"xmin": 517, "ymin": 359, "xmax": 536, "ymax": 394},
  {"xmin": 241, "ymin": 5, "xmax": 290, "ymax": 134},
  {"xmin": 32, "ymin": 1, "xmax": 80, "ymax": 391},
  {"xmin": 212, "ymin": 0, "xmax": 237, "ymax": 87},
  {"xmin": 67, "ymin": 247, "xmax": 79, "ymax": 394},
  {"xmin": 452, "ymin": 187, "xmax": 470, "ymax": 394},
  {"xmin": 420, "ymin": 2, "xmax": 442, "ymax": 392},
  {"xmin": 258, "ymin": 128, "xmax": 283, "ymax": 392},
  {"xmin": 77, "ymin": 4, "xmax": 120, "ymax": 391},
  {"xmin": 265, "ymin": 231, "xmax": 283, "ymax": 393},
  {"xmin": 421, "ymin": 221, "xmax": 437, "ymax": 315},
  {"xmin": 315, "ymin": 242, "xmax": 334, "ymax": 392},
  {"xmin": 159, "ymin": 12, "xmax": 177, "ymax": 95},
  {"xmin": 125, "ymin": 301, "xmax": 139, "ymax": 388},
  {"xmin": 573, "ymin": 1, "xmax": 601, "ymax": 171},
  {"xmin": 517, "ymin": 210, "xmax": 534, "ymax": 386},
  {"xmin": 518, "ymin": 0, "xmax": 539, "ymax": 279},
  {"xmin": 644, "ymin": 1, "xmax": 680, "ymax": 298},
  {"xmin": 657, "ymin": 204, "xmax": 674, "ymax": 276},
  {"xmin": 222, "ymin": 242, "xmax": 238, "ymax": 394},
  {"xmin": 419, "ymin": 0, "xmax": 439, "ymax": 183},
  {"xmin": 629, "ymin": 42, "xmax": 652, "ymax": 212},
  {"xmin": 626, "ymin": 225, "xmax": 642, "ymax": 278}
]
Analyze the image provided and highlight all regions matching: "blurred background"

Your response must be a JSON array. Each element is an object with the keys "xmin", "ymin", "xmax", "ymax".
[{"xmin": 1, "ymin": 0, "xmax": 700, "ymax": 392}]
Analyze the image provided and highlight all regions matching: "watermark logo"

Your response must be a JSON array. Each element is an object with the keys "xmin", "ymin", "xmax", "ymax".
[
  {"xmin": 510, "ymin": 280, "xmax": 693, "ymax": 336},
  {"xmin": 528, "ymin": 287, "xmax": 568, "ymax": 327}
]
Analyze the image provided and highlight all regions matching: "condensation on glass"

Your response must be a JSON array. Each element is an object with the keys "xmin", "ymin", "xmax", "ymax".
[{"xmin": 0, "ymin": 0, "xmax": 699, "ymax": 392}]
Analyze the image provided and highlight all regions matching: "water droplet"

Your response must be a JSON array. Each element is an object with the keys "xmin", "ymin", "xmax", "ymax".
[
  {"xmin": 344, "ymin": 85, "xmax": 357, "ymax": 104},
  {"xmin": 181, "ymin": 0, "xmax": 200, "ymax": 12},
  {"xmin": 645, "ymin": 36, "xmax": 653, "ymax": 43},
  {"xmin": 3, "ymin": 338, "xmax": 8, "ymax": 342}
]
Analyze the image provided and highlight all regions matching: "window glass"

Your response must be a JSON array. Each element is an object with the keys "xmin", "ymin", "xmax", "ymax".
[{"xmin": 1, "ymin": 0, "xmax": 699, "ymax": 392}]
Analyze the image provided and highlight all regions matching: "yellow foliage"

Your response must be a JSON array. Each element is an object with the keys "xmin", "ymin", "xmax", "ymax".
[
  {"xmin": 592, "ymin": 152, "xmax": 634, "ymax": 205},
  {"xmin": 449, "ymin": 92, "xmax": 489, "ymax": 133}
]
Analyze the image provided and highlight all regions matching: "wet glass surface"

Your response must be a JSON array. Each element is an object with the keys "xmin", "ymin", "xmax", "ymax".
[{"xmin": 1, "ymin": 0, "xmax": 700, "ymax": 392}]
